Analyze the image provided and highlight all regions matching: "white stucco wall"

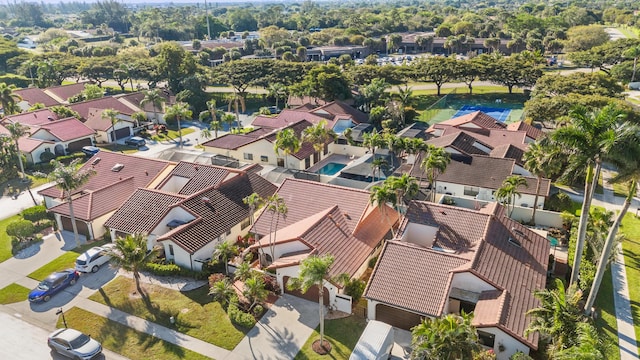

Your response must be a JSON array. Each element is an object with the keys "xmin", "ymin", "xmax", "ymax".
[
  {"xmin": 89, "ymin": 211, "xmax": 114, "ymax": 240},
  {"xmin": 449, "ymin": 272, "xmax": 496, "ymax": 294},
  {"xmin": 402, "ymin": 223, "xmax": 439, "ymax": 248},
  {"xmin": 328, "ymin": 143, "xmax": 368, "ymax": 157},
  {"xmin": 151, "ymin": 207, "xmax": 196, "ymax": 236},
  {"xmin": 476, "ymin": 327, "xmax": 531, "ymax": 360},
  {"xmin": 29, "ymin": 146, "xmax": 55, "ymax": 164}
]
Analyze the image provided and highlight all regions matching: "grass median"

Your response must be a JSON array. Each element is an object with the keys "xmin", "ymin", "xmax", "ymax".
[{"xmin": 0, "ymin": 283, "xmax": 30, "ymax": 304}]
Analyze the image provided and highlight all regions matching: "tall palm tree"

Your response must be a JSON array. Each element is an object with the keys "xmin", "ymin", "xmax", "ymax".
[
  {"xmin": 420, "ymin": 145, "xmax": 451, "ymax": 202},
  {"xmin": 268, "ymin": 82, "xmax": 287, "ymax": 110},
  {"xmin": 209, "ymin": 278, "xmax": 235, "ymax": 306},
  {"xmin": 302, "ymin": 120, "xmax": 335, "ymax": 160},
  {"xmin": 108, "ymin": 233, "xmax": 158, "ymax": 295},
  {"xmin": 396, "ymin": 85, "xmax": 413, "ymax": 126},
  {"xmin": 371, "ymin": 157, "xmax": 388, "ymax": 182},
  {"xmin": 362, "ymin": 129, "xmax": 384, "ymax": 159},
  {"xmin": 624, "ymin": 45, "xmax": 640, "ymax": 83},
  {"xmin": 165, "ymin": 102, "xmax": 191, "ymax": 149},
  {"xmin": 101, "ymin": 108, "xmax": 120, "ymax": 141},
  {"xmin": 243, "ymin": 275, "xmax": 268, "ymax": 311},
  {"xmin": 206, "ymin": 99, "xmax": 218, "ymax": 122},
  {"xmin": 5, "ymin": 121, "xmax": 29, "ymax": 181},
  {"xmin": 411, "ymin": 312, "xmax": 480, "ymax": 360},
  {"xmin": 139, "ymin": 89, "xmax": 165, "ymax": 125},
  {"xmin": 552, "ymin": 104, "xmax": 628, "ymax": 286},
  {"xmin": 274, "ymin": 128, "xmax": 300, "ymax": 169},
  {"xmin": 287, "ymin": 254, "xmax": 335, "ymax": 354},
  {"xmin": 225, "ymin": 92, "xmax": 242, "ymax": 129},
  {"xmin": 387, "ymin": 174, "xmax": 419, "ymax": 214},
  {"xmin": 48, "ymin": 159, "xmax": 95, "ymax": 247},
  {"xmin": 221, "ymin": 113, "xmax": 236, "ymax": 132},
  {"xmin": 406, "ymin": 138, "xmax": 428, "ymax": 174},
  {"xmin": 370, "ymin": 184, "xmax": 398, "ymax": 237},
  {"xmin": 213, "ymin": 241, "xmax": 239, "ymax": 275},
  {"xmin": 0, "ymin": 82, "xmax": 22, "ymax": 115},
  {"xmin": 200, "ymin": 127, "xmax": 212, "ymax": 140},
  {"xmin": 384, "ymin": 134, "xmax": 405, "ymax": 169},
  {"xmin": 501, "ymin": 175, "xmax": 528, "ymax": 217},
  {"xmin": 211, "ymin": 120, "xmax": 222, "ymax": 139},
  {"xmin": 243, "ymin": 192, "xmax": 264, "ymax": 227},
  {"xmin": 522, "ymin": 140, "xmax": 562, "ymax": 224},
  {"xmin": 131, "ymin": 111, "xmax": 147, "ymax": 128},
  {"xmin": 265, "ymin": 194, "xmax": 287, "ymax": 264},
  {"xmin": 554, "ymin": 322, "xmax": 607, "ymax": 360}
]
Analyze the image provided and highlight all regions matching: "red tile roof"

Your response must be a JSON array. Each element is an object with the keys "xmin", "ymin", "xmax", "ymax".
[
  {"xmin": 3, "ymin": 109, "xmax": 59, "ymax": 126},
  {"xmin": 310, "ymin": 100, "xmax": 368, "ymax": 124},
  {"xmin": 264, "ymin": 120, "xmax": 324, "ymax": 160},
  {"xmin": 36, "ymin": 117, "xmax": 95, "ymax": 141},
  {"xmin": 44, "ymin": 82, "xmax": 88, "ymax": 103},
  {"xmin": 506, "ymin": 121, "xmax": 544, "ymax": 140},
  {"xmin": 69, "ymin": 96, "xmax": 140, "ymax": 120},
  {"xmin": 84, "ymin": 109, "xmax": 116, "ymax": 131},
  {"xmin": 428, "ymin": 111, "xmax": 506, "ymax": 132},
  {"xmin": 18, "ymin": 137, "xmax": 52, "ymax": 152},
  {"xmin": 116, "ymin": 91, "xmax": 172, "ymax": 112},
  {"xmin": 14, "ymin": 88, "xmax": 60, "ymax": 107},
  {"xmin": 252, "ymin": 110, "xmax": 327, "ymax": 129},
  {"xmin": 201, "ymin": 128, "xmax": 271, "ymax": 150},
  {"xmin": 104, "ymin": 188, "xmax": 186, "ymax": 234}
]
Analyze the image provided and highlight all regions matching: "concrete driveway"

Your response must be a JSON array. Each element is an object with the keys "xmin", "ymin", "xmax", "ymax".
[{"xmin": 228, "ymin": 294, "xmax": 320, "ymax": 360}]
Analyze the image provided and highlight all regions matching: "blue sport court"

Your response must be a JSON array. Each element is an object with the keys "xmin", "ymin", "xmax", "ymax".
[{"xmin": 452, "ymin": 105, "xmax": 512, "ymax": 122}]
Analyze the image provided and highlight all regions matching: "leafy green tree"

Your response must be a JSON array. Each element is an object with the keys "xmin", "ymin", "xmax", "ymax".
[
  {"xmin": 267, "ymin": 82, "xmax": 287, "ymax": 109},
  {"xmin": 5, "ymin": 122, "xmax": 29, "ymax": 180},
  {"xmin": 48, "ymin": 159, "xmax": 95, "ymax": 247},
  {"xmin": 156, "ymin": 42, "xmax": 198, "ymax": 93},
  {"xmin": 164, "ymin": 102, "xmax": 192, "ymax": 149},
  {"xmin": 213, "ymin": 241, "xmax": 239, "ymax": 275},
  {"xmin": 386, "ymin": 174, "xmax": 419, "ymax": 215},
  {"xmin": 109, "ymin": 233, "xmax": 158, "ymax": 295},
  {"xmin": 487, "ymin": 53, "xmax": 543, "ymax": 94},
  {"xmin": 554, "ymin": 322, "xmax": 607, "ymax": 360},
  {"xmin": 292, "ymin": 64, "xmax": 351, "ymax": 101},
  {"xmin": 243, "ymin": 275, "xmax": 268, "ymax": 311},
  {"xmin": 140, "ymin": 89, "xmax": 166, "ymax": 125},
  {"xmin": 412, "ymin": 57, "xmax": 456, "ymax": 96},
  {"xmin": 78, "ymin": 59, "xmax": 113, "ymax": 87},
  {"xmin": 495, "ymin": 175, "xmax": 528, "ymax": 217},
  {"xmin": 209, "ymin": 278, "xmax": 235, "ymax": 306},
  {"xmin": 273, "ymin": 128, "xmax": 300, "ymax": 169},
  {"xmin": 81, "ymin": 84, "xmax": 104, "ymax": 101},
  {"xmin": 287, "ymin": 254, "xmax": 335, "ymax": 354},
  {"xmin": 623, "ymin": 45, "xmax": 640, "ymax": 82},
  {"xmin": 563, "ymin": 25, "xmax": 609, "ymax": 52},
  {"xmin": 411, "ymin": 312, "xmax": 480, "ymax": 360},
  {"xmin": 6, "ymin": 220, "xmax": 35, "ymax": 242}
]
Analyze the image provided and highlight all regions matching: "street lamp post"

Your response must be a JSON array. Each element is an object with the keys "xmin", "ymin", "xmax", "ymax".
[{"xmin": 56, "ymin": 308, "xmax": 67, "ymax": 328}]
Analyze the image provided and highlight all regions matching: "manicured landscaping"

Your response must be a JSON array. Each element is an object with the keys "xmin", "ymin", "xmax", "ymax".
[
  {"xmin": 0, "ymin": 283, "xmax": 30, "ymax": 304},
  {"xmin": 89, "ymin": 276, "xmax": 246, "ymax": 350},
  {"xmin": 620, "ymin": 213, "xmax": 640, "ymax": 356},
  {"xmin": 594, "ymin": 267, "xmax": 620, "ymax": 360},
  {"xmin": 57, "ymin": 307, "xmax": 211, "ymax": 360},
  {"xmin": 96, "ymin": 144, "xmax": 139, "ymax": 154},
  {"xmin": 0, "ymin": 214, "xmax": 22, "ymax": 263},
  {"xmin": 294, "ymin": 316, "xmax": 367, "ymax": 360},
  {"xmin": 28, "ymin": 239, "xmax": 108, "ymax": 281},
  {"xmin": 151, "ymin": 127, "xmax": 195, "ymax": 142}
]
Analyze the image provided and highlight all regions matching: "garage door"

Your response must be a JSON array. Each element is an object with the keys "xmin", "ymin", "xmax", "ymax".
[
  {"xmin": 60, "ymin": 216, "xmax": 91, "ymax": 238},
  {"xmin": 283, "ymin": 276, "xmax": 329, "ymax": 304},
  {"xmin": 114, "ymin": 127, "xmax": 131, "ymax": 141},
  {"xmin": 375, "ymin": 303, "xmax": 424, "ymax": 331},
  {"xmin": 67, "ymin": 138, "xmax": 93, "ymax": 153}
]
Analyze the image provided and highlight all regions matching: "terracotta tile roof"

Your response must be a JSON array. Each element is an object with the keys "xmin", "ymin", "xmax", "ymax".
[
  {"xmin": 104, "ymin": 188, "xmax": 186, "ymax": 234},
  {"xmin": 428, "ymin": 111, "xmax": 506, "ymax": 132},
  {"xmin": 472, "ymin": 290, "xmax": 507, "ymax": 326},
  {"xmin": 427, "ymin": 132, "xmax": 492, "ymax": 156},
  {"xmin": 116, "ymin": 91, "xmax": 173, "ymax": 112},
  {"xmin": 36, "ymin": 117, "xmax": 95, "ymax": 141},
  {"xmin": 84, "ymin": 108, "xmax": 134, "ymax": 131},
  {"xmin": 310, "ymin": 100, "xmax": 368, "ymax": 124},
  {"xmin": 48, "ymin": 177, "xmax": 136, "ymax": 220},
  {"xmin": 287, "ymin": 96, "xmax": 329, "ymax": 107},
  {"xmin": 156, "ymin": 162, "xmax": 233, "ymax": 195},
  {"xmin": 490, "ymin": 144, "xmax": 525, "ymax": 165},
  {"xmin": 507, "ymin": 121, "xmax": 543, "ymax": 140},
  {"xmin": 201, "ymin": 128, "xmax": 272, "ymax": 150},
  {"xmin": 251, "ymin": 110, "xmax": 327, "ymax": 129},
  {"xmin": 18, "ymin": 137, "xmax": 52, "ymax": 152},
  {"xmin": 411, "ymin": 155, "xmax": 514, "ymax": 191},
  {"xmin": 365, "ymin": 240, "xmax": 468, "ymax": 315},
  {"xmin": 69, "ymin": 96, "xmax": 140, "ymax": 120},
  {"xmin": 14, "ymin": 88, "xmax": 60, "ymax": 107},
  {"xmin": 3, "ymin": 109, "xmax": 59, "ymax": 126},
  {"xmin": 158, "ymin": 172, "xmax": 276, "ymax": 254},
  {"xmin": 39, "ymin": 152, "xmax": 170, "ymax": 199},
  {"xmin": 264, "ymin": 120, "xmax": 325, "ymax": 160},
  {"xmin": 44, "ymin": 82, "xmax": 88, "ymax": 103},
  {"xmin": 430, "ymin": 127, "xmax": 528, "ymax": 152},
  {"xmin": 252, "ymin": 178, "xmax": 373, "ymax": 237}
]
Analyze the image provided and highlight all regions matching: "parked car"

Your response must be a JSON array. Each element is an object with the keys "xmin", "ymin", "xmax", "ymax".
[
  {"xmin": 125, "ymin": 136, "xmax": 146, "ymax": 147},
  {"xmin": 28, "ymin": 269, "xmax": 79, "ymax": 302},
  {"xmin": 47, "ymin": 328, "xmax": 102, "ymax": 360},
  {"xmin": 75, "ymin": 244, "xmax": 115, "ymax": 273},
  {"xmin": 81, "ymin": 146, "xmax": 100, "ymax": 157},
  {"xmin": 267, "ymin": 106, "xmax": 282, "ymax": 114}
]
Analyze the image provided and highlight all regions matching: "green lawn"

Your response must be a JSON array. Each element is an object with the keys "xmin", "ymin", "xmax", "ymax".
[
  {"xmin": 89, "ymin": 276, "xmax": 246, "ymax": 350},
  {"xmin": 0, "ymin": 214, "xmax": 22, "ymax": 263},
  {"xmin": 27, "ymin": 239, "xmax": 108, "ymax": 281},
  {"xmin": 0, "ymin": 283, "xmax": 30, "ymax": 304},
  {"xmin": 294, "ymin": 316, "xmax": 367, "ymax": 360},
  {"xmin": 58, "ymin": 307, "xmax": 211, "ymax": 360},
  {"xmin": 151, "ymin": 128, "xmax": 195, "ymax": 142},
  {"xmin": 620, "ymin": 213, "xmax": 640, "ymax": 356},
  {"xmin": 96, "ymin": 144, "xmax": 139, "ymax": 154},
  {"xmin": 594, "ymin": 267, "xmax": 620, "ymax": 360}
]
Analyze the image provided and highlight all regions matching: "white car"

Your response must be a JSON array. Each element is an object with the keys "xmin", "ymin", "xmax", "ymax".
[
  {"xmin": 48, "ymin": 328, "xmax": 102, "ymax": 360},
  {"xmin": 75, "ymin": 244, "xmax": 115, "ymax": 273}
]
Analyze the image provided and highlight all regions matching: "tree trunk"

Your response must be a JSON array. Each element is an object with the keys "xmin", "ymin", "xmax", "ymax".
[
  {"xmin": 632, "ymin": 57, "xmax": 638, "ymax": 83},
  {"xmin": 15, "ymin": 140, "xmax": 25, "ymax": 181},
  {"xmin": 508, "ymin": 85, "xmax": 513, "ymax": 94},
  {"xmin": 318, "ymin": 282, "xmax": 325, "ymax": 346},
  {"xmin": 530, "ymin": 175, "xmax": 541, "ymax": 225},
  {"xmin": 570, "ymin": 163, "xmax": 600, "ymax": 286},
  {"xmin": 437, "ymin": 84, "xmax": 442, "ymax": 96},
  {"xmin": 177, "ymin": 116, "xmax": 183, "ymax": 149},
  {"xmin": 67, "ymin": 193, "xmax": 81, "ymax": 247}
]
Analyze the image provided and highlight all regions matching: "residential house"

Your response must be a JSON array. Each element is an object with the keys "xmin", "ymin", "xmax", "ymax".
[
  {"xmin": 39, "ymin": 152, "xmax": 172, "ymax": 240},
  {"xmin": 364, "ymin": 201, "xmax": 549, "ymax": 359},
  {"xmin": 14, "ymin": 87, "xmax": 60, "ymax": 111},
  {"xmin": 249, "ymin": 178, "xmax": 398, "ymax": 313},
  {"xmin": 116, "ymin": 91, "xmax": 174, "ymax": 125},
  {"xmin": 69, "ymin": 96, "xmax": 140, "ymax": 121},
  {"xmin": 84, "ymin": 108, "xmax": 136, "ymax": 144},
  {"xmin": 44, "ymin": 82, "xmax": 89, "ymax": 104},
  {"xmin": 105, "ymin": 162, "xmax": 276, "ymax": 271}
]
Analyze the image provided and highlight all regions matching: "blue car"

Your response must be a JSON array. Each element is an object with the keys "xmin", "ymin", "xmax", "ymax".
[{"xmin": 29, "ymin": 269, "xmax": 79, "ymax": 303}]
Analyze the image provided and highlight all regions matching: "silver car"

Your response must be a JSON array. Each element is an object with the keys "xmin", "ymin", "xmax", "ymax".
[
  {"xmin": 75, "ymin": 244, "xmax": 115, "ymax": 273},
  {"xmin": 47, "ymin": 328, "xmax": 102, "ymax": 360}
]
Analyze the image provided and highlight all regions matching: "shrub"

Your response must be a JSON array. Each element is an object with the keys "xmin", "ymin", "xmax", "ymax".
[
  {"xmin": 39, "ymin": 151, "xmax": 56, "ymax": 163},
  {"xmin": 344, "ymin": 279, "xmax": 366, "ymax": 302},
  {"xmin": 546, "ymin": 192, "xmax": 572, "ymax": 212},
  {"xmin": 143, "ymin": 262, "xmax": 207, "ymax": 279},
  {"xmin": 0, "ymin": 74, "xmax": 30, "ymax": 88},
  {"xmin": 6, "ymin": 220, "xmax": 35, "ymax": 241},
  {"xmin": 228, "ymin": 302, "xmax": 256, "ymax": 328},
  {"xmin": 262, "ymin": 274, "xmax": 280, "ymax": 293},
  {"xmin": 368, "ymin": 256, "xmax": 379, "ymax": 268},
  {"xmin": 11, "ymin": 235, "xmax": 42, "ymax": 254},
  {"xmin": 252, "ymin": 304, "xmax": 264, "ymax": 317},
  {"xmin": 208, "ymin": 273, "xmax": 227, "ymax": 287},
  {"xmin": 21, "ymin": 205, "xmax": 48, "ymax": 222}
]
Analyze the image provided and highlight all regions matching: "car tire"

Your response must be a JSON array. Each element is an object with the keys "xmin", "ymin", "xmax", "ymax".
[
  {"xmin": 91, "ymin": 265, "xmax": 99, "ymax": 273},
  {"xmin": 70, "ymin": 278, "xmax": 76, "ymax": 285},
  {"xmin": 43, "ymin": 295, "xmax": 50, "ymax": 302}
]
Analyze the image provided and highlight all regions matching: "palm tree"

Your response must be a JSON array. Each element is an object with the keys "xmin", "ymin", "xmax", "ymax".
[
  {"xmin": 411, "ymin": 312, "xmax": 480, "ymax": 360},
  {"xmin": 274, "ymin": 128, "xmax": 300, "ymax": 169},
  {"xmin": 552, "ymin": 104, "xmax": 628, "ymax": 286},
  {"xmin": 101, "ymin": 108, "xmax": 120, "ymax": 141},
  {"xmin": 370, "ymin": 184, "xmax": 398, "ymax": 237},
  {"xmin": 302, "ymin": 120, "xmax": 335, "ymax": 160},
  {"xmin": 554, "ymin": 322, "xmax": 607, "ymax": 360},
  {"xmin": 406, "ymin": 138, "xmax": 428, "ymax": 174},
  {"xmin": 131, "ymin": 111, "xmax": 147, "ymax": 128},
  {"xmin": 210, "ymin": 120, "xmax": 222, "ymax": 139},
  {"xmin": 225, "ymin": 92, "xmax": 242, "ymax": 129},
  {"xmin": 234, "ymin": 260, "xmax": 253, "ymax": 282},
  {"xmin": 387, "ymin": 174, "xmax": 419, "ymax": 214},
  {"xmin": 420, "ymin": 145, "xmax": 451, "ymax": 202},
  {"xmin": 287, "ymin": 254, "xmax": 335, "ymax": 354},
  {"xmin": 213, "ymin": 241, "xmax": 239, "ymax": 275},
  {"xmin": 140, "ymin": 89, "xmax": 165, "ymax": 125},
  {"xmin": 48, "ymin": 159, "xmax": 95, "ymax": 247},
  {"xmin": 526, "ymin": 278, "xmax": 584, "ymax": 354},
  {"xmin": 0, "ymin": 82, "xmax": 22, "ymax": 115},
  {"xmin": 384, "ymin": 134, "xmax": 405, "ymax": 169},
  {"xmin": 5, "ymin": 121, "xmax": 29, "ymax": 181},
  {"xmin": 200, "ymin": 128, "xmax": 212, "ymax": 140},
  {"xmin": 108, "ymin": 233, "xmax": 158, "ymax": 295},
  {"xmin": 243, "ymin": 192, "xmax": 264, "ymax": 227},
  {"xmin": 371, "ymin": 157, "xmax": 388, "ymax": 182},
  {"xmin": 624, "ymin": 45, "xmax": 640, "ymax": 83},
  {"xmin": 498, "ymin": 175, "xmax": 528, "ymax": 217},
  {"xmin": 362, "ymin": 129, "xmax": 384, "ymax": 159},
  {"xmin": 268, "ymin": 82, "xmax": 287, "ymax": 110},
  {"xmin": 522, "ymin": 140, "xmax": 562, "ymax": 224},
  {"xmin": 209, "ymin": 278, "xmax": 235, "ymax": 306},
  {"xmin": 221, "ymin": 113, "xmax": 236, "ymax": 132},
  {"xmin": 265, "ymin": 194, "xmax": 287, "ymax": 265},
  {"xmin": 206, "ymin": 99, "xmax": 218, "ymax": 122},
  {"xmin": 243, "ymin": 275, "xmax": 268, "ymax": 311},
  {"xmin": 165, "ymin": 102, "xmax": 191, "ymax": 149},
  {"xmin": 396, "ymin": 85, "xmax": 413, "ymax": 126}
]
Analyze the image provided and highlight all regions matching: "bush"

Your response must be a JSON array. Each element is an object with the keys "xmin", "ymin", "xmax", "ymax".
[
  {"xmin": 11, "ymin": 235, "xmax": 42, "ymax": 254},
  {"xmin": 143, "ymin": 262, "xmax": 207, "ymax": 279},
  {"xmin": 252, "ymin": 304, "xmax": 264, "ymax": 317},
  {"xmin": 39, "ymin": 151, "xmax": 56, "ymax": 163},
  {"xmin": 56, "ymin": 152, "xmax": 86, "ymax": 164},
  {"xmin": 262, "ymin": 274, "xmax": 280, "ymax": 293},
  {"xmin": 344, "ymin": 279, "xmax": 366, "ymax": 302},
  {"xmin": 228, "ymin": 302, "xmax": 257, "ymax": 328},
  {"xmin": 21, "ymin": 205, "xmax": 48, "ymax": 222},
  {"xmin": 0, "ymin": 74, "xmax": 30, "ymax": 88},
  {"xmin": 6, "ymin": 220, "xmax": 35, "ymax": 241},
  {"xmin": 546, "ymin": 192, "xmax": 572, "ymax": 212},
  {"xmin": 208, "ymin": 273, "xmax": 227, "ymax": 287},
  {"xmin": 368, "ymin": 256, "xmax": 379, "ymax": 268}
]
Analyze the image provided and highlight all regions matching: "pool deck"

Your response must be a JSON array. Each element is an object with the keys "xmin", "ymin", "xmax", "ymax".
[{"xmin": 307, "ymin": 154, "xmax": 352, "ymax": 173}]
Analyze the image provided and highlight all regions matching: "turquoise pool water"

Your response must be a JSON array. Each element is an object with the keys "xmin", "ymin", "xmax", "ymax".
[{"xmin": 317, "ymin": 162, "xmax": 346, "ymax": 176}]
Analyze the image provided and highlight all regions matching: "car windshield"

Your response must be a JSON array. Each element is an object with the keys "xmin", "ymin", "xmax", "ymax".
[
  {"xmin": 37, "ymin": 281, "xmax": 52, "ymax": 291},
  {"xmin": 76, "ymin": 259, "xmax": 87, "ymax": 265},
  {"xmin": 69, "ymin": 334, "xmax": 90, "ymax": 349}
]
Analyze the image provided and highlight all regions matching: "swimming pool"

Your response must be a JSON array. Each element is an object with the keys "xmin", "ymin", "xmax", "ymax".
[
  {"xmin": 453, "ymin": 105, "xmax": 512, "ymax": 122},
  {"xmin": 317, "ymin": 162, "xmax": 346, "ymax": 176}
]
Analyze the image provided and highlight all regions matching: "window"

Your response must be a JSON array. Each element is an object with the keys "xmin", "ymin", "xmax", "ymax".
[
  {"xmin": 305, "ymin": 157, "xmax": 311, "ymax": 168},
  {"xmin": 243, "ymin": 153, "xmax": 253, "ymax": 161},
  {"xmin": 240, "ymin": 218, "xmax": 251, "ymax": 230},
  {"xmin": 478, "ymin": 331, "xmax": 495, "ymax": 348},
  {"xmin": 168, "ymin": 244, "xmax": 174, "ymax": 256},
  {"xmin": 463, "ymin": 186, "xmax": 479, "ymax": 196},
  {"xmin": 260, "ymin": 155, "xmax": 268, "ymax": 162}
]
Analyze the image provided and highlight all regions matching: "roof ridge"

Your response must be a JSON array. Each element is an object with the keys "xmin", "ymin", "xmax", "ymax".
[
  {"xmin": 300, "ymin": 205, "xmax": 341, "ymax": 238},
  {"xmin": 137, "ymin": 187, "xmax": 188, "ymax": 198}
]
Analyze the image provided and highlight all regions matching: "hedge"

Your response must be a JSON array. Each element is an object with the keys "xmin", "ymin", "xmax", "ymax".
[
  {"xmin": 143, "ymin": 262, "xmax": 208, "ymax": 280},
  {"xmin": 227, "ymin": 302, "xmax": 256, "ymax": 329},
  {"xmin": 21, "ymin": 205, "xmax": 48, "ymax": 222}
]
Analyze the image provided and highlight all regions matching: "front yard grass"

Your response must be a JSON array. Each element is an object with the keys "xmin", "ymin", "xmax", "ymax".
[
  {"xmin": 620, "ymin": 213, "xmax": 640, "ymax": 356},
  {"xmin": 593, "ymin": 266, "xmax": 620, "ymax": 360},
  {"xmin": 58, "ymin": 307, "xmax": 211, "ymax": 360},
  {"xmin": 96, "ymin": 143, "xmax": 139, "ymax": 154},
  {"xmin": 151, "ymin": 127, "xmax": 195, "ymax": 142},
  {"xmin": 89, "ymin": 276, "xmax": 246, "ymax": 350},
  {"xmin": 0, "ymin": 283, "xmax": 30, "ymax": 304},
  {"xmin": 294, "ymin": 316, "xmax": 366, "ymax": 360},
  {"xmin": 27, "ymin": 239, "xmax": 108, "ymax": 281},
  {"xmin": 0, "ymin": 214, "xmax": 21, "ymax": 263}
]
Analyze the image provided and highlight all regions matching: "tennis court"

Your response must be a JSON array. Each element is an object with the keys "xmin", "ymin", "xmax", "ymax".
[{"xmin": 453, "ymin": 105, "xmax": 512, "ymax": 122}]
